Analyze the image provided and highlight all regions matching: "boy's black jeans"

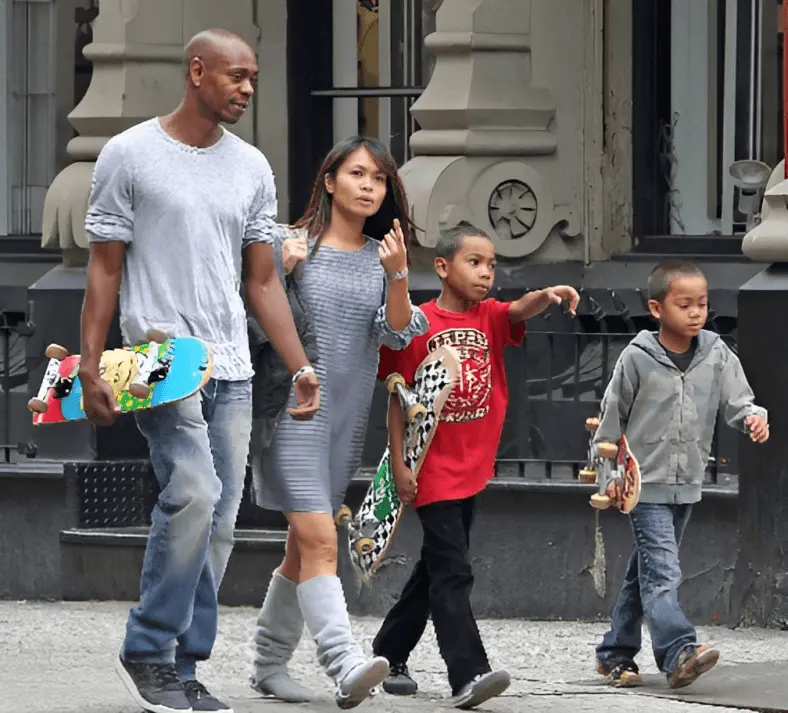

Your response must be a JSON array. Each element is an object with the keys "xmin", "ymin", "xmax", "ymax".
[{"xmin": 372, "ymin": 496, "xmax": 491, "ymax": 694}]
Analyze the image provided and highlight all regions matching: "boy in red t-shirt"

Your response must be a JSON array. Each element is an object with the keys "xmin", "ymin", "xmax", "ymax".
[{"xmin": 372, "ymin": 222, "xmax": 579, "ymax": 708}]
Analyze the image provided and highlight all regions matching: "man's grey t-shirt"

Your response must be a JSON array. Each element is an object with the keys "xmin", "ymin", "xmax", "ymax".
[{"xmin": 85, "ymin": 118, "xmax": 276, "ymax": 381}]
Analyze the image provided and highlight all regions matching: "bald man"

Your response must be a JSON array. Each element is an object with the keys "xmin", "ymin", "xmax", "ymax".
[{"xmin": 81, "ymin": 29, "xmax": 319, "ymax": 713}]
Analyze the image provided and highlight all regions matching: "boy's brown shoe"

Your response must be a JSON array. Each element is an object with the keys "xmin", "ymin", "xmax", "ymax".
[
  {"xmin": 596, "ymin": 660, "xmax": 643, "ymax": 688},
  {"xmin": 667, "ymin": 644, "xmax": 719, "ymax": 689}
]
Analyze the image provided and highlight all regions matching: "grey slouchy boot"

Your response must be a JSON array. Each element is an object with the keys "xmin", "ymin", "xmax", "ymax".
[
  {"xmin": 250, "ymin": 569, "xmax": 315, "ymax": 703},
  {"xmin": 298, "ymin": 575, "xmax": 389, "ymax": 709}
]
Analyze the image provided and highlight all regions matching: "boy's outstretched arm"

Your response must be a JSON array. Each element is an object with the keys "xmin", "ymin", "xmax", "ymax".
[
  {"xmin": 594, "ymin": 349, "xmax": 638, "ymax": 446},
  {"xmin": 388, "ymin": 394, "xmax": 417, "ymax": 504},
  {"xmin": 720, "ymin": 350, "xmax": 769, "ymax": 442},
  {"xmin": 509, "ymin": 285, "xmax": 580, "ymax": 323}
]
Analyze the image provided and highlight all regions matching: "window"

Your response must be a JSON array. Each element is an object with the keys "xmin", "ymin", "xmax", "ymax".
[
  {"xmin": 3, "ymin": 0, "xmax": 57, "ymax": 236},
  {"xmin": 287, "ymin": 0, "xmax": 427, "ymax": 217},
  {"xmin": 632, "ymin": 0, "xmax": 782, "ymax": 237}
]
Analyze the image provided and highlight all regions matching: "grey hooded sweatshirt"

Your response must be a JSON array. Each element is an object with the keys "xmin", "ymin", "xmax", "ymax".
[{"xmin": 594, "ymin": 329, "xmax": 767, "ymax": 504}]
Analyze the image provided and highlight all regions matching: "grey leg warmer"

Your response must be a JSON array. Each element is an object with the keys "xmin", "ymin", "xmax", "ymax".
[
  {"xmin": 298, "ymin": 575, "xmax": 389, "ymax": 709},
  {"xmin": 250, "ymin": 569, "xmax": 315, "ymax": 703}
]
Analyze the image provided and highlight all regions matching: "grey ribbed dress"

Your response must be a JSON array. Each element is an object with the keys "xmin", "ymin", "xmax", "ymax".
[{"xmin": 256, "ymin": 237, "xmax": 428, "ymax": 514}]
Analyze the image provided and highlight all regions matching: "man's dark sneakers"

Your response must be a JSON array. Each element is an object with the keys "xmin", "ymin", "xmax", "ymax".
[
  {"xmin": 114, "ymin": 657, "xmax": 192, "ymax": 713},
  {"xmin": 183, "ymin": 680, "xmax": 233, "ymax": 713},
  {"xmin": 382, "ymin": 662, "xmax": 418, "ymax": 695}
]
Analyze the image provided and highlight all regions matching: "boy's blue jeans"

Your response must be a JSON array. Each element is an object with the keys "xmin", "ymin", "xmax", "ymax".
[
  {"xmin": 596, "ymin": 502, "xmax": 698, "ymax": 674},
  {"xmin": 120, "ymin": 379, "xmax": 252, "ymax": 680}
]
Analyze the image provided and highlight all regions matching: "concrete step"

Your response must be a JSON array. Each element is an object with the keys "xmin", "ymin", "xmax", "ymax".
[{"xmin": 59, "ymin": 527, "xmax": 287, "ymax": 606}]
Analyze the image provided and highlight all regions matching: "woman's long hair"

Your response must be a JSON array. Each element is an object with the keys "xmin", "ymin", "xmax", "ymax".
[{"xmin": 293, "ymin": 136, "xmax": 416, "ymax": 254}]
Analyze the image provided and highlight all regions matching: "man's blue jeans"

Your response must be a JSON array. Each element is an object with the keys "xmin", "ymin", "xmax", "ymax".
[
  {"xmin": 596, "ymin": 502, "xmax": 698, "ymax": 674},
  {"xmin": 121, "ymin": 379, "xmax": 252, "ymax": 680}
]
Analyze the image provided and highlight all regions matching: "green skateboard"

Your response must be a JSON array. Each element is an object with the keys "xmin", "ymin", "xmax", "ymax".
[{"xmin": 338, "ymin": 345, "xmax": 461, "ymax": 583}]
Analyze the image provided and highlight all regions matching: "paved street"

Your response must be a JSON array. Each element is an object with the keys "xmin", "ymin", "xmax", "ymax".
[{"xmin": 2, "ymin": 601, "xmax": 788, "ymax": 713}]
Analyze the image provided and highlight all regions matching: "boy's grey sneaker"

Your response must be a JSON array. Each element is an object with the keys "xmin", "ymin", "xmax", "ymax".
[
  {"xmin": 183, "ymin": 680, "xmax": 233, "ymax": 713},
  {"xmin": 449, "ymin": 669, "xmax": 511, "ymax": 709},
  {"xmin": 596, "ymin": 659, "xmax": 643, "ymax": 688},
  {"xmin": 382, "ymin": 662, "xmax": 418, "ymax": 695},
  {"xmin": 114, "ymin": 656, "xmax": 192, "ymax": 713}
]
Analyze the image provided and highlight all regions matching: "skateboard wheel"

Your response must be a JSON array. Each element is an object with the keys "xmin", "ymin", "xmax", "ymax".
[
  {"xmin": 406, "ymin": 402, "xmax": 427, "ymax": 423},
  {"xmin": 597, "ymin": 442, "xmax": 618, "ymax": 459},
  {"xmin": 590, "ymin": 493, "xmax": 612, "ymax": 510},
  {"xmin": 45, "ymin": 344, "xmax": 69, "ymax": 361},
  {"xmin": 128, "ymin": 383, "xmax": 151, "ymax": 400},
  {"xmin": 585, "ymin": 417, "xmax": 600, "ymax": 432},
  {"xmin": 145, "ymin": 328, "xmax": 169, "ymax": 344},
  {"xmin": 385, "ymin": 373, "xmax": 406, "ymax": 393},
  {"xmin": 355, "ymin": 537, "xmax": 375, "ymax": 556},
  {"xmin": 578, "ymin": 468, "xmax": 596, "ymax": 484},
  {"xmin": 335, "ymin": 505, "xmax": 352, "ymax": 526},
  {"xmin": 27, "ymin": 397, "xmax": 48, "ymax": 414}
]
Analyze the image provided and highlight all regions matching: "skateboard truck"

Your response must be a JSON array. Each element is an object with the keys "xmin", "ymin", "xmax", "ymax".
[
  {"xmin": 590, "ymin": 441, "xmax": 619, "ymax": 510},
  {"xmin": 27, "ymin": 343, "xmax": 70, "ymax": 414},
  {"xmin": 579, "ymin": 417, "xmax": 600, "ymax": 484},
  {"xmin": 335, "ymin": 504, "xmax": 352, "ymax": 527},
  {"xmin": 385, "ymin": 373, "xmax": 427, "ymax": 423},
  {"xmin": 336, "ymin": 506, "xmax": 375, "ymax": 556}
]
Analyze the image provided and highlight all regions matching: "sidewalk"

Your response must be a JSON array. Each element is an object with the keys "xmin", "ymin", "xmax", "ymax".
[{"xmin": 2, "ymin": 601, "xmax": 788, "ymax": 713}]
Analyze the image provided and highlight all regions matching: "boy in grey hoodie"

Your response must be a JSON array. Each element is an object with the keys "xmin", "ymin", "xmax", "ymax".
[{"xmin": 593, "ymin": 260, "xmax": 769, "ymax": 690}]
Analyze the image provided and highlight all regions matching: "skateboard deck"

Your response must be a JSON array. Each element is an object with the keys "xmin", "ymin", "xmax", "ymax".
[
  {"xmin": 28, "ymin": 330, "xmax": 213, "ymax": 425},
  {"xmin": 337, "ymin": 345, "xmax": 461, "ymax": 583},
  {"xmin": 582, "ymin": 417, "xmax": 641, "ymax": 514}
]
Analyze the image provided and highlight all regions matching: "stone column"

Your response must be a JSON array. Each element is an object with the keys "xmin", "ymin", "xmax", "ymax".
[
  {"xmin": 401, "ymin": 0, "xmax": 580, "ymax": 263},
  {"xmin": 29, "ymin": 0, "xmax": 258, "ymax": 461},
  {"xmin": 731, "ymin": 159, "xmax": 788, "ymax": 627}
]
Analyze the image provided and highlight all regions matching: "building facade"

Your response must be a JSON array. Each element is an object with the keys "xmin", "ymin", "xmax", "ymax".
[
  {"xmin": 2, "ymin": 0, "xmax": 786, "ymax": 616},
  {"xmin": 0, "ymin": 1, "xmax": 785, "ymax": 258}
]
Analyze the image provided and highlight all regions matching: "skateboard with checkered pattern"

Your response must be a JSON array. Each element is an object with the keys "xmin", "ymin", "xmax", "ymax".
[
  {"xmin": 337, "ymin": 345, "xmax": 461, "ymax": 583},
  {"xmin": 580, "ymin": 417, "xmax": 641, "ymax": 514},
  {"xmin": 28, "ymin": 329, "xmax": 213, "ymax": 425}
]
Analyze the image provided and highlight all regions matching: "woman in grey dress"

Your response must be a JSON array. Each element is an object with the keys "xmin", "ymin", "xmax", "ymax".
[{"xmin": 249, "ymin": 136, "xmax": 428, "ymax": 708}]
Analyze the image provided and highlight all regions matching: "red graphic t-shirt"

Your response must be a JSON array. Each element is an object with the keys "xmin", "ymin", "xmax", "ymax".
[{"xmin": 377, "ymin": 298, "xmax": 525, "ymax": 507}]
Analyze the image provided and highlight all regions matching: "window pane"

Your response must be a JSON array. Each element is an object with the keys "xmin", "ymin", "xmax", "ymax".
[{"xmin": 634, "ymin": 0, "xmax": 775, "ymax": 236}]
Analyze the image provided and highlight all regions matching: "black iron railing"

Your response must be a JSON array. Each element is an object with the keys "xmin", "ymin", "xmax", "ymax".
[{"xmin": 493, "ymin": 329, "xmax": 738, "ymax": 489}]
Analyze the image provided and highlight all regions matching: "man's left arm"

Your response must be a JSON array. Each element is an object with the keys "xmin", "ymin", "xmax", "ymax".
[{"xmin": 508, "ymin": 285, "xmax": 580, "ymax": 323}]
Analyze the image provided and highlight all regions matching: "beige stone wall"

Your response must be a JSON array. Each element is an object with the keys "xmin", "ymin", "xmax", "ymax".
[
  {"xmin": 41, "ymin": 0, "xmax": 632, "ymax": 265},
  {"xmin": 531, "ymin": 0, "xmax": 632, "ymax": 261},
  {"xmin": 400, "ymin": 0, "xmax": 633, "ymax": 266}
]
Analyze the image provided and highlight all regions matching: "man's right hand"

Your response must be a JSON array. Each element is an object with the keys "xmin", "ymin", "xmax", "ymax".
[
  {"xmin": 79, "ymin": 371, "xmax": 120, "ymax": 426},
  {"xmin": 394, "ymin": 464, "xmax": 417, "ymax": 505},
  {"xmin": 287, "ymin": 369, "xmax": 320, "ymax": 421}
]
